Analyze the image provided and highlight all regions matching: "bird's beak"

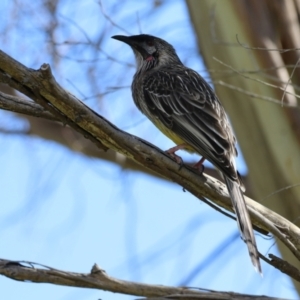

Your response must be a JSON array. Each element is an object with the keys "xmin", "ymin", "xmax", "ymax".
[
  {"xmin": 112, "ymin": 35, "xmax": 149, "ymax": 59},
  {"xmin": 111, "ymin": 35, "xmax": 133, "ymax": 45}
]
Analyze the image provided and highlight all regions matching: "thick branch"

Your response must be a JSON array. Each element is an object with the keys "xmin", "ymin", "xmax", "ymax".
[{"xmin": 0, "ymin": 259, "xmax": 288, "ymax": 300}]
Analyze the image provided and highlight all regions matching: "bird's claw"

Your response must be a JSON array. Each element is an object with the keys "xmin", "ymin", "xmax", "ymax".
[
  {"xmin": 165, "ymin": 150, "xmax": 184, "ymax": 170},
  {"xmin": 192, "ymin": 157, "xmax": 206, "ymax": 175}
]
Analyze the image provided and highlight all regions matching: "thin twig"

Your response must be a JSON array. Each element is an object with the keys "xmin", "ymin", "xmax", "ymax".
[{"xmin": 213, "ymin": 57, "xmax": 300, "ymax": 101}]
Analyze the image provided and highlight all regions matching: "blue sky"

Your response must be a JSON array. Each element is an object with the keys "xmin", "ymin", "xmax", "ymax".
[{"xmin": 0, "ymin": 0, "xmax": 298, "ymax": 299}]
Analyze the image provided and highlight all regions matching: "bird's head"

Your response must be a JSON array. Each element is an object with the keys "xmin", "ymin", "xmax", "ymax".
[{"xmin": 112, "ymin": 34, "xmax": 182, "ymax": 71}]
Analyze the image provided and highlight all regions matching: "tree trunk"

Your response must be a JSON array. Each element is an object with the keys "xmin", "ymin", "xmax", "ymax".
[{"xmin": 186, "ymin": 0, "xmax": 300, "ymax": 292}]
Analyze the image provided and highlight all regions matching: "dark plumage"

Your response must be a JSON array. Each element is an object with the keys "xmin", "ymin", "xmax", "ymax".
[{"xmin": 112, "ymin": 34, "xmax": 262, "ymax": 274}]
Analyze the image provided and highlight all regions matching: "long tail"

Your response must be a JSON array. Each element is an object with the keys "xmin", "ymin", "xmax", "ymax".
[{"xmin": 224, "ymin": 175, "xmax": 262, "ymax": 275}]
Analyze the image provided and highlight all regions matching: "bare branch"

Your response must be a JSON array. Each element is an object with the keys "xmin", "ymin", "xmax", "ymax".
[
  {"xmin": 0, "ymin": 259, "xmax": 289, "ymax": 300},
  {"xmin": 216, "ymin": 81, "xmax": 299, "ymax": 107},
  {"xmin": 236, "ymin": 34, "xmax": 300, "ymax": 53},
  {"xmin": 0, "ymin": 91, "xmax": 56, "ymax": 120},
  {"xmin": 260, "ymin": 254, "xmax": 300, "ymax": 282},
  {"xmin": 0, "ymin": 50, "xmax": 108, "ymax": 151},
  {"xmin": 213, "ymin": 57, "xmax": 299, "ymax": 104}
]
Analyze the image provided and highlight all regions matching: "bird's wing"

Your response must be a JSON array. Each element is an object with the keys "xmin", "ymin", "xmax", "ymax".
[
  {"xmin": 143, "ymin": 67, "xmax": 238, "ymax": 181},
  {"xmin": 143, "ymin": 67, "xmax": 261, "ymax": 274}
]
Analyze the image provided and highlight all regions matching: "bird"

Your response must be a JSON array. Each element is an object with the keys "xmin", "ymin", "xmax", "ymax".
[{"xmin": 112, "ymin": 34, "xmax": 262, "ymax": 274}]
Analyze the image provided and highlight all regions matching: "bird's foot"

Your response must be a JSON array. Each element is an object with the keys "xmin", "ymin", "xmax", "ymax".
[
  {"xmin": 166, "ymin": 151, "xmax": 183, "ymax": 165},
  {"xmin": 192, "ymin": 157, "xmax": 206, "ymax": 175},
  {"xmin": 165, "ymin": 144, "xmax": 187, "ymax": 168}
]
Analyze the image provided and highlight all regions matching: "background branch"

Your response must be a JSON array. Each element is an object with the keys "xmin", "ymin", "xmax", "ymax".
[
  {"xmin": 0, "ymin": 91, "xmax": 56, "ymax": 120},
  {"xmin": 0, "ymin": 259, "xmax": 288, "ymax": 300}
]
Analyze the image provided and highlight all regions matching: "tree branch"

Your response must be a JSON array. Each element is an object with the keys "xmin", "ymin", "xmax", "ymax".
[
  {"xmin": 0, "ymin": 259, "xmax": 288, "ymax": 300},
  {"xmin": 0, "ymin": 91, "xmax": 56, "ymax": 120}
]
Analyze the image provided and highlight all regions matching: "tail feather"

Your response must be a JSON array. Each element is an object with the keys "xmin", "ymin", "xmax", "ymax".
[{"xmin": 224, "ymin": 175, "xmax": 262, "ymax": 275}]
